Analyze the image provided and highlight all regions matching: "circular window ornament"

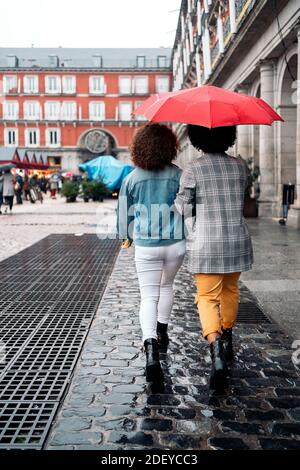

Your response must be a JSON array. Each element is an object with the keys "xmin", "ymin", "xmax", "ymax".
[{"xmin": 85, "ymin": 130, "xmax": 109, "ymax": 154}]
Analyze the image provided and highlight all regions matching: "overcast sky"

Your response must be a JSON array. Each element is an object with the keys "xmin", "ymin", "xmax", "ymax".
[{"xmin": 1, "ymin": 0, "xmax": 182, "ymax": 49}]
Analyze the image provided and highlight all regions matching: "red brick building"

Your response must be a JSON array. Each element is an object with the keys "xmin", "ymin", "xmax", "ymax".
[{"xmin": 0, "ymin": 48, "xmax": 172, "ymax": 171}]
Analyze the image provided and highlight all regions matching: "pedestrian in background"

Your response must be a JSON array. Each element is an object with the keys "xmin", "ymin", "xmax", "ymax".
[
  {"xmin": 23, "ymin": 175, "xmax": 30, "ymax": 201},
  {"xmin": 15, "ymin": 172, "xmax": 24, "ymax": 205},
  {"xmin": 0, "ymin": 171, "xmax": 4, "ymax": 215},
  {"xmin": 49, "ymin": 175, "xmax": 59, "ymax": 199},
  {"xmin": 2, "ymin": 169, "xmax": 15, "ymax": 214},
  {"xmin": 175, "ymin": 125, "xmax": 253, "ymax": 391}
]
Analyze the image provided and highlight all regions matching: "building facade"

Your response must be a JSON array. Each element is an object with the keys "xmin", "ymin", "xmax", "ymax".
[
  {"xmin": 0, "ymin": 48, "xmax": 172, "ymax": 171},
  {"xmin": 172, "ymin": 0, "xmax": 300, "ymax": 224}
]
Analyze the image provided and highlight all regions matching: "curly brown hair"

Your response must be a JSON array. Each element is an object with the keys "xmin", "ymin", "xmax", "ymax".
[{"xmin": 130, "ymin": 123, "xmax": 179, "ymax": 170}]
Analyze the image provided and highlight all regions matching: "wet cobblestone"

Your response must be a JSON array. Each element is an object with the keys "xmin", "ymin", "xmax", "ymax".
[{"xmin": 45, "ymin": 247, "xmax": 300, "ymax": 450}]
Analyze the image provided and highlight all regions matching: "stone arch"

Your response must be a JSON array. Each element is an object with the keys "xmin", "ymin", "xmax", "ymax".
[{"xmin": 277, "ymin": 51, "xmax": 297, "ymax": 195}]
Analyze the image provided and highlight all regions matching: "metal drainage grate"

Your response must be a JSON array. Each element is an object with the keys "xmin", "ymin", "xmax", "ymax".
[
  {"xmin": 0, "ymin": 371, "xmax": 70, "ymax": 402},
  {"xmin": 237, "ymin": 302, "xmax": 271, "ymax": 324},
  {"xmin": 0, "ymin": 402, "xmax": 58, "ymax": 449},
  {"xmin": 0, "ymin": 234, "xmax": 121, "ymax": 449}
]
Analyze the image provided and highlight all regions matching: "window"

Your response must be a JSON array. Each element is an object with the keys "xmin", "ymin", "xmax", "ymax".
[
  {"xmin": 89, "ymin": 76, "xmax": 105, "ymax": 94},
  {"xmin": 4, "ymin": 128, "xmax": 18, "ymax": 146},
  {"xmin": 62, "ymin": 76, "xmax": 76, "ymax": 94},
  {"xmin": 3, "ymin": 101, "xmax": 19, "ymax": 120},
  {"xmin": 134, "ymin": 101, "xmax": 147, "ymax": 121},
  {"xmin": 61, "ymin": 101, "xmax": 77, "ymax": 120},
  {"xmin": 89, "ymin": 102, "xmax": 105, "ymax": 121},
  {"xmin": 48, "ymin": 156, "xmax": 61, "ymax": 167},
  {"xmin": 119, "ymin": 77, "xmax": 131, "ymax": 95},
  {"xmin": 48, "ymin": 55, "xmax": 59, "ymax": 67},
  {"xmin": 134, "ymin": 76, "xmax": 148, "ymax": 94},
  {"xmin": 157, "ymin": 55, "xmax": 167, "ymax": 67},
  {"xmin": 136, "ymin": 56, "xmax": 146, "ymax": 68},
  {"xmin": 45, "ymin": 101, "xmax": 60, "ymax": 120},
  {"xmin": 45, "ymin": 76, "xmax": 61, "ymax": 94},
  {"xmin": 93, "ymin": 56, "xmax": 103, "ymax": 67},
  {"xmin": 3, "ymin": 75, "xmax": 18, "ymax": 94},
  {"xmin": 24, "ymin": 76, "xmax": 38, "ymax": 94},
  {"xmin": 24, "ymin": 101, "xmax": 40, "ymax": 120},
  {"xmin": 25, "ymin": 128, "xmax": 40, "ymax": 146},
  {"xmin": 119, "ymin": 102, "xmax": 132, "ymax": 121},
  {"xmin": 156, "ymin": 76, "xmax": 170, "ymax": 93},
  {"xmin": 46, "ymin": 128, "xmax": 61, "ymax": 146}
]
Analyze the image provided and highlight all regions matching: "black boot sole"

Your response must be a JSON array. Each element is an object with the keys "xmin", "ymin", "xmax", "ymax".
[
  {"xmin": 209, "ymin": 368, "xmax": 228, "ymax": 391},
  {"xmin": 146, "ymin": 362, "xmax": 164, "ymax": 383}
]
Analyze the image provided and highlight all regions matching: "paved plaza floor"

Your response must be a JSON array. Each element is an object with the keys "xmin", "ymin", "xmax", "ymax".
[{"xmin": 0, "ymin": 195, "xmax": 300, "ymax": 449}]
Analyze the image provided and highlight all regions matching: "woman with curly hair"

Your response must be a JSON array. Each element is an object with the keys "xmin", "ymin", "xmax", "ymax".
[{"xmin": 117, "ymin": 123, "xmax": 186, "ymax": 383}]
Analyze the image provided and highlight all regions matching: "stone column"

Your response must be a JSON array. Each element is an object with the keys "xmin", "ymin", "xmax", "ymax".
[
  {"xmin": 236, "ymin": 85, "xmax": 250, "ymax": 159},
  {"xmin": 258, "ymin": 60, "xmax": 276, "ymax": 216},
  {"xmin": 289, "ymin": 25, "xmax": 300, "ymax": 228}
]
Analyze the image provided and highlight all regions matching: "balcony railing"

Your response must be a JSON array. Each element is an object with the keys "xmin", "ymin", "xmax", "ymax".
[
  {"xmin": 223, "ymin": 16, "xmax": 231, "ymax": 44},
  {"xmin": 211, "ymin": 41, "xmax": 220, "ymax": 66},
  {"xmin": 236, "ymin": 0, "xmax": 257, "ymax": 26}
]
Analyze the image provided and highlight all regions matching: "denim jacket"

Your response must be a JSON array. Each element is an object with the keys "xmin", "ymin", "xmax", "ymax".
[{"xmin": 117, "ymin": 164, "xmax": 185, "ymax": 247}]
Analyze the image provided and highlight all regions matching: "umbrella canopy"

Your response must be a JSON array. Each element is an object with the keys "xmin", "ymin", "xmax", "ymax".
[
  {"xmin": 133, "ymin": 85, "xmax": 284, "ymax": 128},
  {"xmin": 0, "ymin": 163, "xmax": 16, "ymax": 171},
  {"xmin": 62, "ymin": 171, "xmax": 74, "ymax": 178},
  {"xmin": 79, "ymin": 155, "xmax": 134, "ymax": 191}
]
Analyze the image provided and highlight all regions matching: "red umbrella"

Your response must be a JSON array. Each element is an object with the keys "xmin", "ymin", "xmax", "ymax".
[{"xmin": 133, "ymin": 85, "xmax": 283, "ymax": 128}]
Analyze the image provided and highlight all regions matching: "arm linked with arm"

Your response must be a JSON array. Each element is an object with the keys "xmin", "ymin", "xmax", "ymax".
[
  {"xmin": 174, "ymin": 166, "xmax": 196, "ymax": 219},
  {"xmin": 117, "ymin": 178, "xmax": 134, "ymax": 242}
]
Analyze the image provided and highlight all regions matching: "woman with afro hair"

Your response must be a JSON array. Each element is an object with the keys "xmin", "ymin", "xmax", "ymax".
[{"xmin": 117, "ymin": 123, "xmax": 186, "ymax": 384}]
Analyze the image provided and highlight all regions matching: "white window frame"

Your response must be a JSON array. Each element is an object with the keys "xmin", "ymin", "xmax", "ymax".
[
  {"xmin": 61, "ymin": 101, "xmax": 77, "ymax": 121},
  {"xmin": 156, "ymin": 75, "xmax": 170, "ymax": 93},
  {"xmin": 45, "ymin": 75, "xmax": 62, "ymax": 94},
  {"xmin": 134, "ymin": 101, "xmax": 147, "ymax": 121},
  {"xmin": 89, "ymin": 76, "xmax": 106, "ymax": 95},
  {"xmin": 46, "ymin": 128, "xmax": 61, "ymax": 147},
  {"xmin": 45, "ymin": 101, "xmax": 61, "ymax": 121},
  {"xmin": 89, "ymin": 101, "xmax": 105, "ymax": 121},
  {"xmin": 136, "ymin": 56, "xmax": 146, "ymax": 68},
  {"xmin": 25, "ymin": 128, "xmax": 40, "ymax": 147},
  {"xmin": 3, "ymin": 75, "xmax": 18, "ymax": 94},
  {"xmin": 119, "ymin": 102, "xmax": 132, "ymax": 121},
  {"xmin": 157, "ymin": 55, "xmax": 167, "ymax": 67},
  {"xmin": 24, "ymin": 75, "xmax": 39, "ymax": 94},
  {"xmin": 4, "ymin": 128, "xmax": 19, "ymax": 146},
  {"xmin": 62, "ymin": 76, "xmax": 76, "ymax": 94},
  {"xmin": 3, "ymin": 101, "xmax": 19, "ymax": 120},
  {"xmin": 24, "ymin": 101, "xmax": 40, "ymax": 120},
  {"xmin": 134, "ymin": 76, "xmax": 148, "ymax": 95},
  {"xmin": 119, "ymin": 76, "xmax": 132, "ymax": 95}
]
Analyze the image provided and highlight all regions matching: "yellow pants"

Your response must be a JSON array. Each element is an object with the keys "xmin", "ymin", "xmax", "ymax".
[{"xmin": 194, "ymin": 272, "xmax": 241, "ymax": 338}]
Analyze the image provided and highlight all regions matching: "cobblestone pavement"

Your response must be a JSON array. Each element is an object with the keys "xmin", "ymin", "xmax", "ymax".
[
  {"xmin": 46, "ymin": 247, "xmax": 300, "ymax": 451},
  {"xmin": 0, "ymin": 195, "xmax": 117, "ymax": 262},
  {"xmin": 242, "ymin": 218, "xmax": 300, "ymax": 338}
]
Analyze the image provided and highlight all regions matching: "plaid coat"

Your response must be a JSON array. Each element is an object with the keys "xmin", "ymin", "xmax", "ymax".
[{"xmin": 175, "ymin": 153, "xmax": 253, "ymax": 274}]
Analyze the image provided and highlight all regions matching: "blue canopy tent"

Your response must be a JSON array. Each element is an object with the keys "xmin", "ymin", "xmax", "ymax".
[{"xmin": 79, "ymin": 156, "xmax": 133, "ymax": 191}]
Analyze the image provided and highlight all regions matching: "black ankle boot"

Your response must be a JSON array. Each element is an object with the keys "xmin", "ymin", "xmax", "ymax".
[
  {"xmin": 209, "ymin": 337, "xmax": 228, "ymax": 391},
  {"xmin": 144, "ymin": 338, "xmax": 164, "ymax": 383},
  {"xmin": 157, "ymin": 321, "xmax": 169, "ymax": 350},
  {"xmin": 221, "ymin": 328, "xmax": 234, "ymax": 362}
]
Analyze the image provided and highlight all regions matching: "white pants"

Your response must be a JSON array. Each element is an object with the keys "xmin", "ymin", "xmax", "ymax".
[{"xmin": 135, "ymin": 240, "xmax": 186, "ymax": 342}]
